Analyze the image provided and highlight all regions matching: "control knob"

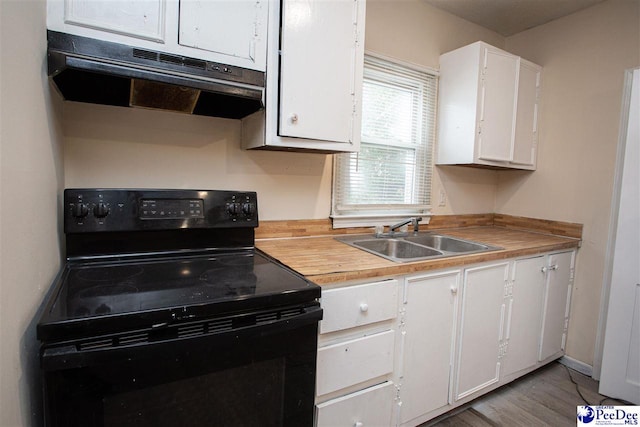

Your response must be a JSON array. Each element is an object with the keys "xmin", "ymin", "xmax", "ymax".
[
  {"xmin": 72, "ymin": 203, "xmax": 89, "ymax": 219},
  {"xmin": 227, "ymin": 202, "xmax": 240, "ymax": 216},
  {"xmin": 242, "ymin": 202, "xmax": 255, "ymax": 216},
  {"xmin": 93, "ymin": 202, "xmax": 110, "ymax": 218}
]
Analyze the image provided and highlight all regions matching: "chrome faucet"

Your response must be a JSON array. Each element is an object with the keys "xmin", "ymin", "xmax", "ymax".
[{"xmin": 389, "ymin": 217, "xmax": 422, "ymax": 234}]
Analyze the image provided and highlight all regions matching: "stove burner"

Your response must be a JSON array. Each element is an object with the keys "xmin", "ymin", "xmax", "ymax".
[
  {"xmin": 216, "ymin": 256, "xmax": 254, "ymax": 266},
  {"xmin": 76, "ymin": 284, "xmax": 139, "ymax": 298},
  {"xmin": 76, "ymin": 265, "xmax": 144, "ymax": 283},
  {"xmin": 198, "ymin": 268, "xmax": 257, "ymax": 286}
]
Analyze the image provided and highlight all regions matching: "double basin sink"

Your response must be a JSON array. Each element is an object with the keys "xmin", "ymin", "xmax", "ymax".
[{"xmin": 335, "ymin": 232, "xmax": 502, "ymax": 263}]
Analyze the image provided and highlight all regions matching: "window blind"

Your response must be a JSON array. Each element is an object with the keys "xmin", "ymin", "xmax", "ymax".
[{"xmin": 332, "ymin": 55, "xmax": 438, "ymax": 220}]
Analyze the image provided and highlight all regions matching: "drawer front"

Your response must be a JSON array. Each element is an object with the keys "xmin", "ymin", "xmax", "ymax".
[
  {"xmin": 320, "ymin": 280, "xmax": 399, "ymax": 334},
  {"xmin": 316, "ymin": 382, "xmax": 394, "ymax": 427},
  {"xmin": 316, "ymin": 330, "xmax": 395, "ymax": 397}
]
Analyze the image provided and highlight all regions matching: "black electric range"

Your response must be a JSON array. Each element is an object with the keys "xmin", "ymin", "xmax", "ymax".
[{"xmin": 37, "ymin": 189, "xmax": 322, "ymax": 427}]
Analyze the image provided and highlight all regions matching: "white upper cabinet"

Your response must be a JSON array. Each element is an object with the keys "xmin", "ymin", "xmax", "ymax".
[
  {"xmin": 242, "ymin": 0, "xmax": 366, "ymax": 152},
  {"xmin": 278, "ymin": 0, "xmax": 360, "ymax": 143},
  {"xmin": 56, "ymin": 0, "xmax": 167, "ymax": 42},
  {"xmin": 512, "ymin": 59, "xmax": 541, "ymax": 167},
  {"xmin": 47, "ymin": 0, "xmax": 268, "ymax": 72},
  {"xmin": 477, "ymin": 48, "xmax": 519, "ymax": 162},
  {"xmin": 437, "ymin": 41, "xmax": 541, "ymax": 170},
  {"xmin": 178, "ymin": 0, "xmax": 268, "ymax": 70}
]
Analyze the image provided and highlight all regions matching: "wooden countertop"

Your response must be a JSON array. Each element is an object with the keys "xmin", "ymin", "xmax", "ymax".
[{"xmin": 256, "ymin": 226, "xmax": 580, "ymax": 285}]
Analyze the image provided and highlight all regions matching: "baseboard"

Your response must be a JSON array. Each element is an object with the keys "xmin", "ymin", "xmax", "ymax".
[{"xmin": 559, "ymin": 355, "xmax": 593, "ymax": 377}]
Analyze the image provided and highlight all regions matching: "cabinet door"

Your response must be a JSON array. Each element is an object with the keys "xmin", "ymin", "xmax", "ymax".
[
  {"xmin": 512, "ymin": 60, "xmax": 541, "ymax": 167},
  {"xmin": 398, "ymin": 271, "xmax": 460, "ymax": 424},
  {"xmin": 278, "ymin": 0, "xmax": 364, "ymax": 144},
  {"xmin": 178, "ymin": 0, "xmax": 268, "ymax": 72},
  {"xmin": 454, "ymin": 262, "xmax": 510, "ymax": 401},
  {"xmin": 539, "ymin": 251, "xmax": 574, "ymax": 360},
  {"xmin": 57, "ymin": 0, "xmax": 166, "ymax": 42},
  {"xmin": 503, "ymin": 256, "xmax": 546, "ymax": 377},
  {"xmin": 477, "ymin": 47, "xmax": 519, "ymax": 162}
]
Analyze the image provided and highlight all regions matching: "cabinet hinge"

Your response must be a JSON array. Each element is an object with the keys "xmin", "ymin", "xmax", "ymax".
[
  {"xmin": 504, "ymin": 280, "xmax": 514, "ymax": 297},
  {"xmin": 498, "ymin": 341, "xmax": 509, "ymax": 359},
  {"xmin": 398, "ymin": 306, "xmax": 406, "ymax": 322}
]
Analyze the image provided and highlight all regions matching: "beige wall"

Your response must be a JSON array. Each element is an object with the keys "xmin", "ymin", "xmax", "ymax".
[
  {"xmin": 500, "ymin": 0, "xmax": 640, "ymax": 365},
  {"xmin": 63, "ymin": 0, "xmax": 506, "ymax": 218},
  {"xmin": 0, "ymin": 1, "xmax": 65, "ymax": 426},
  {"xmin": 63, "ymin": 79, "xmax": 335, "ymax": 222},
  {"xmin": 63, "ymin": 104, "xmax": 334, "ymax": 220}
]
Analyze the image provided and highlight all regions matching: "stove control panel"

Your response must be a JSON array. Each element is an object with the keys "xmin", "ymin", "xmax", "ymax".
[
  {"xmin": 64, "ymin": 189, "xmax": 258, "ymax": 233},
  {"xmin": 225, "ymin": 194, "xmax": 256, "ymax": 222},
  {"xmin": 139, "ymin": 199, "xmax": 204, "ymax": 220}
]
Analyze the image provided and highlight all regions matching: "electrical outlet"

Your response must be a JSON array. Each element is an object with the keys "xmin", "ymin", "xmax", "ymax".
[{"xmin": 439, "ymin": 189, "xmax": 446, "ymax": 207}]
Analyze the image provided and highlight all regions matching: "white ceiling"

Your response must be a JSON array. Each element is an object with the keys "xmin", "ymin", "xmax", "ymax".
[{"xmin": 422, "ymin": 0, "xmax": 607, "ymax": 36}]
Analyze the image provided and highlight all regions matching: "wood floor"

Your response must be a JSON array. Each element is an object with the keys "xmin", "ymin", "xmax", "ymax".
[{"xmin": 425, "ymin": 362, "xmax": 627, "ymax": 427}]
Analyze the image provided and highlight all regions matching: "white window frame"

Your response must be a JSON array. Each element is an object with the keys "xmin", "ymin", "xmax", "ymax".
[{"xmin": 331, "ymin": 53, "xmax": 438, "ymax": 229}]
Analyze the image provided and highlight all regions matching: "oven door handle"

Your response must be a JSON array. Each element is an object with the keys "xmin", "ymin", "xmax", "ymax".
[{"xmin": 41, "ymin": 305, "xmax": 323, "ymax": 371}]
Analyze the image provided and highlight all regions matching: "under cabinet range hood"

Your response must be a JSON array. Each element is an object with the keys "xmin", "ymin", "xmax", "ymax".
[{"xmin": 47, "ymin": 31, "xmax": 265, "ymax": 119}]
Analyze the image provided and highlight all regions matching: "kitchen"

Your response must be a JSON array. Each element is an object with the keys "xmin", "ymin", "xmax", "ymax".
[{"xmin": 0, "ymin": 0, "xmax": 638, "ymax": 425}]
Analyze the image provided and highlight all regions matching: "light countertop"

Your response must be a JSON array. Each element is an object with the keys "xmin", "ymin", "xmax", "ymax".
[{"xmin": 256, "ymin": 226, "xmax": 580, "ymax": 285}]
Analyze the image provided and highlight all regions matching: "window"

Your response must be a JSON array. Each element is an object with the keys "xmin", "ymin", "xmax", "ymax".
[{"xmin": 331, "ymin": 54, "xmax": 438, "ymax": 227}]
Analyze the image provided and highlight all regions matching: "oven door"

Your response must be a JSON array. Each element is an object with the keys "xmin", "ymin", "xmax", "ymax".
[{"xmin": 41, "ymin": 304, "xmax": 322, "ymax": 427}]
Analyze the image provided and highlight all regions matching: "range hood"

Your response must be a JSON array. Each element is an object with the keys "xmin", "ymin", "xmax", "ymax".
[{"xmin": 47, "ymin": 31, "xmax": 265, "ymax": 119}]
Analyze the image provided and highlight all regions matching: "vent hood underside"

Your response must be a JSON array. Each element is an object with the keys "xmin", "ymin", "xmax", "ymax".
[{"xmin": 47, "ymin": 31, "xmax": 265, "ymax": 119}]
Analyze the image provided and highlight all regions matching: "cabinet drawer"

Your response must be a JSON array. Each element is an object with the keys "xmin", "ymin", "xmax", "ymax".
[
  {"xmin": 316, "ymin": 382, "xmax": 394, "ymax": 427},
  {"xmin": 320, "ymin": 280, "xmax": 398, "ymax": 334},
  {"xmin": 317, "ymin": 330, "xmax": 395, "ymax": 396}
]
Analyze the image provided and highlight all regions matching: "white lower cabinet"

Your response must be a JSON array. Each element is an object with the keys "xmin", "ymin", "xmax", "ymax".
[
  {"xmin": 317, "ymin": 330, "xmax": 395, "ymax": 396},
  {"xmin": 502, "ymin": 256, "xmax": 546, "ymax": 377},
  {"xmin": 539, "ymin": 251, "xmax": 575, "ymax": 361},
  {"xmin": 453, "ymin": 262, "xmax": 510, "ymax": 401},
  {"xmin": 316, "ymin": 382, "xmax": 395, "ymax": 427},
  {"xmin": 320, "ymin": 280, "xmax": 399, "ymax": 335},
  {"xmin": 315, "ymin": 279, "xmax": 398, "ymax": 425},
  {"xmin": 314, "ymin": 250, "xmax": 576, "ymax": 426},
  {"xmin": 396, "ymin": 270, "xmax": 460, "ymax": 426}
]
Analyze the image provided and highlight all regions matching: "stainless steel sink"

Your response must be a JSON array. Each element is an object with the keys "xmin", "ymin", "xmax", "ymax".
[
  {"xmin": 404, "ymin": 234, "xmax": 491, "ymax": 253},
  {"xmin": 353, "ymin": 239, "xmax": 444, "ymax": 261},
  {"xmin": 336, "ymin": 232, "xmax": 502, "ymax": 263}
]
